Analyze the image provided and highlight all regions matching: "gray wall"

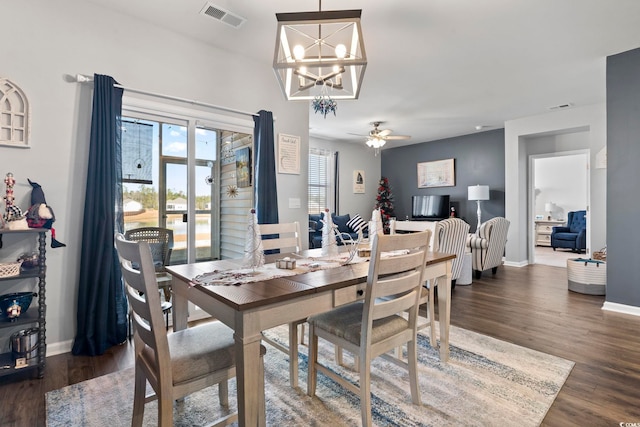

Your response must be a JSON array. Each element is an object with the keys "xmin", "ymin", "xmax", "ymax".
[
  {"xmin": 606, "ymin": 47, "xmax": 640, "ymax": 308},
  {"xmin": 381, "ymin": 129, "xmax": 505, "ymax": 232}
]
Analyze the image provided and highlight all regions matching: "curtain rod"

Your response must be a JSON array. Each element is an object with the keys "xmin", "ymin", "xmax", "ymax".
[{"xmin": 74, "ymin": 74, "xmax": 259, "ymax": 118}]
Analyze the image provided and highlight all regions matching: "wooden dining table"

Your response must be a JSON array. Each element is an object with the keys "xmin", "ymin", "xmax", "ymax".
[{"xmin": 167, "ymin": 249, "xmax": 455, "ymax": 427}]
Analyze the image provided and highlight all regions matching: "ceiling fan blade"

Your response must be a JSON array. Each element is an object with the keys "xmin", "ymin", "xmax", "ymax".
[
  {"xmin": 385, "ymin": 135, "xmax": 411, "ymax": 140},
  {"xmin": 378, "ymin": 129, "xmax": 392, "ymax": 137}
]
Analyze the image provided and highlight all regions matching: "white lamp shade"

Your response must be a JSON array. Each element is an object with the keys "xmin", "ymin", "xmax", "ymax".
[
  {"xmin": 468, "ymin": 185, "xmax": 490, "ymax": 201},
  {"xmin": 545, "ymin": 202, "xmax": 554, "ymax": 212}
]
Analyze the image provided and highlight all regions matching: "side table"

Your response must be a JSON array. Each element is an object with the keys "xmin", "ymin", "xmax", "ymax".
[{"xmin": 535, "ymin": 219, "xmax": 565, "ymax": 246}]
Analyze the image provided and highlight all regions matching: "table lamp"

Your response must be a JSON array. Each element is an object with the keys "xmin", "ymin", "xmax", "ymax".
[
  {"xmin": 545, "ymin": 202, "xmax": 554, "ymax": 220},
  {"xmin": 468, "ymin": 185, "xmax": 490, "ymax": 232}
]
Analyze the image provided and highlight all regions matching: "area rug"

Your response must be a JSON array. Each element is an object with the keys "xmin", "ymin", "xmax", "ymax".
[{"xmin": 46, "ymin": 324, "xmax": 574, "ymax": 426}]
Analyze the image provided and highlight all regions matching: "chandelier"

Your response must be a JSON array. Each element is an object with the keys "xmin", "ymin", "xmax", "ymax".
[{"xmin": 273, "ymin": 1, "xmax": 367, "ymax": 102}]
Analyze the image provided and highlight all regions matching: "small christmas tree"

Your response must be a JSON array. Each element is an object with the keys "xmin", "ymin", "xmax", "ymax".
[{"xmin": 374, "ymin": 177, "xmax": 395, "ymax": 234}]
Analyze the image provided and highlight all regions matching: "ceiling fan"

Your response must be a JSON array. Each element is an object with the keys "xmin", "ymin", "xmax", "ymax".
[{"xmin": 363, "ymin": 121, "xmax": 411, "ymax": 154}]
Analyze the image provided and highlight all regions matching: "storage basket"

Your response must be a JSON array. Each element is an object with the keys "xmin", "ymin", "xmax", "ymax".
[
  {"xmin": 592, "ymin": 246, "xmax": 607, "ymax": 261},
  {"xmin": 0, "ymin": 261, "xmax": 22, "ymax": 278},
  {"xmin": 567, "ymin": 258, "xmax": 606, "ymax": 295}
]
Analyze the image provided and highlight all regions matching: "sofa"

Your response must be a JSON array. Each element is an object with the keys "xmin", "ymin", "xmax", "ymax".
[
  {"xmin": 308, "ymin": 213, "xmax": 367, "ymax": 248},
  {"xmin": 551, "ymin": 210, "xmax": 586, "ymax": 253}
]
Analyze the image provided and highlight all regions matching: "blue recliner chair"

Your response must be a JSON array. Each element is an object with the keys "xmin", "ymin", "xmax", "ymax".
[{"xmin": 551, "ymin": 210, "xmax": 587, "ymax": 253}]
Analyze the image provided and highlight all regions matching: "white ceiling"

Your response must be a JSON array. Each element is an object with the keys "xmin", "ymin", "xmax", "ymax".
[{"xmin": 86, "ymin": 0, "xmax": 640, "ymax": 150}]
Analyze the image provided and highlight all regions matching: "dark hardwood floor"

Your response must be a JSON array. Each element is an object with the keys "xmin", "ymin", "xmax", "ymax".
[{"xmin": 1, "ymin": 263, "xmax": 639, "ymax": 426}]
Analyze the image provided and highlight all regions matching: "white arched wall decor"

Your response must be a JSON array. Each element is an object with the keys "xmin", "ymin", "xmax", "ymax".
[{"xmin": 0, "ymin": 77, "xmax": 30, "ymax": 148}]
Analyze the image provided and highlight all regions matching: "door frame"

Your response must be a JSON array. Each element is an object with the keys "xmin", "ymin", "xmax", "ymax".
[{"xmin": 528, "ymin": 149, "xmax": 590, "ymax": 265}]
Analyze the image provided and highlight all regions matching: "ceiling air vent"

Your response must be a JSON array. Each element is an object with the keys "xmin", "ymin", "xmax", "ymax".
[
  {"xmin": 548, "ymin": 103, "xmax": 574, "ymax": 111},
  {"xmin": 199, "ymin": 3, "xmax": 246, "ymax": 29}
]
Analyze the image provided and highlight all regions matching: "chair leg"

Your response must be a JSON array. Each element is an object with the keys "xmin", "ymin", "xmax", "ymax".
[
  {"xmin": 158, "ymin": 394, "xmax": 174, "ymax": 427},
  {"xmin": 428, "ymin": 285, "xmax": 437, "ymax": 349},
  {"xmin": 298, "ymin": 323, "xmax": 306, "ymax": 345},
  {"xmin": 131, "ymin": 365, "xmax": 146, "ymax": 427},
  {"xmin": 407, "ymin": 337, "xmax": 421, "ymax": 405},
  {"xmin": 492, "ymin": 266, "xmax": 498, "ymax": 275},
  {"xmin": 359, "ymin": 351, "xmax": 373, "ymax": 427},
  {"xmin": 259, "ymin": 352, "xmax": 266, "ymax": 427},
  {"xmin": 475, "ymin": 270, "xmax": 482, "ymax": 279},
  {"xmin": 307, "ymin": 323, "xmax": 318, "ymax": 397},
  {"xmin": 288, "ymin": 322, "xmax": 299, "ymax": 388},
  {"xmin": 218, "ymin": 380, "xmax": 229, "ymax": 407}
]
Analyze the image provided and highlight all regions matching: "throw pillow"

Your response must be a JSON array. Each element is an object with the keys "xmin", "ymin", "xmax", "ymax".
[
  {"xmin": 332, "ymin": 214, "xmax": 351, "ymax": 233},
  {"xmin": 347, "ymin": 213, "xmax": 367, "ymax": 233}
]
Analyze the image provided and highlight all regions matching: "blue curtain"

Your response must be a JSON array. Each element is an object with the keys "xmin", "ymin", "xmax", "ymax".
[
  {"xmin": 72, "ymin": 74, "xmax": 128, "ymax": 355},
  {"xmin": 253, "ymin": 110, "xmax": 278, "ymax": 224}
]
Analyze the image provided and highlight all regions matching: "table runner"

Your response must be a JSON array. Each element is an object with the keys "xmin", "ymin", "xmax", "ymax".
[
  {"xmin": 192, "ymin": 253, "xmax": 367, "ymax": 286},
  {"xmin": 190, "ymin": 248, "xmax": 412, "ymax": 286}
]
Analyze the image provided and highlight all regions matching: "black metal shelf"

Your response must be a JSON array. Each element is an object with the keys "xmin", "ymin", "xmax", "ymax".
[
  {"xmin": 0, "ymin": 310, "xmax": 41, "ymax": 330},
  {"xmin": 0, "ymin": 229, "xmax": 47, "ymax": 379},
  {"xmin": 0, "ymin": 351, "xmax": 39, "ymax": 378}
]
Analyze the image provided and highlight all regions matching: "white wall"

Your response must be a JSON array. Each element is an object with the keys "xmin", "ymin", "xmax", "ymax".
[
  {"xmin": 505, "ymin": 104, "xmax": 606, "ymax": 265},
  {"xmin": 309, "ymin": 137, "xmax": 382, "ymax": 221},
  {"xmin": 534, "ymin": 153, "xmax": 588, "ymax": 219},
  {"xmin": 1, "ymin": 0, "xmax": 309, "ymax": 354}
]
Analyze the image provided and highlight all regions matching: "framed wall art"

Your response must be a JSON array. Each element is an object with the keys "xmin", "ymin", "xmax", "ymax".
[
  {"xmin": 235, "ymin": 147, "xmax": 252, "ymax": 188},
  {"xmin": 417, "ymin": 158, "xmax": 455, "ymax": 188},
  {"xmin": 277, "ymin": 133, "xmax": 300, "ymax": 174},
  {"xmin": 353, "ymin": 170, "xmax": 365, "ymax": 193}
]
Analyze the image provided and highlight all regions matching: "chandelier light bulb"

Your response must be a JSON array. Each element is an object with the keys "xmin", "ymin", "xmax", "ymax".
[
  {"xmin": 293, "ymin": 45, "xmax": 305, "ymax": 60},
  {"xmin": 335, "ymin": 44, "xmax": 347, "ymax": 58}
]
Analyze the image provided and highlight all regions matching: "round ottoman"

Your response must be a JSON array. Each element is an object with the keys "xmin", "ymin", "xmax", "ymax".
[{"xmin": 566, "ymin": 258, "xmax": 606, "ymax": 295}]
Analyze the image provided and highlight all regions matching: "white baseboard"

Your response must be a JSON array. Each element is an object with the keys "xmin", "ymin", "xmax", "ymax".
[
  {"xmin": 602, "ymin": 301, "xmax": 640, "ymax": 317},
  {"xmin": 47, "ymin": 339, "xmax": 74, "ymax": 357},
  {"xmin": 504, "ymin": 259, "xmax": 528, "ymax": 268}
]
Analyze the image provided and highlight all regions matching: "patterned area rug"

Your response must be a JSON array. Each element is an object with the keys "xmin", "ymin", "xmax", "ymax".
[{"xmin": 46, "ymin": 324, "xmax": 573, "ymax": 426}]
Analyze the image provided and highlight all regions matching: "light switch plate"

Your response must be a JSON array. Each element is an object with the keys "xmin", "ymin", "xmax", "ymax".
[{"xmin": 289, "ymin": 198, "xmax": 301, "ymax": 209}]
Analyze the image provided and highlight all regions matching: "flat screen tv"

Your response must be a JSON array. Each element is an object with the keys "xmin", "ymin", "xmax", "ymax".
[{"xmin": 412, "ymin": 195, "xmax": 450, "ymax": 220}]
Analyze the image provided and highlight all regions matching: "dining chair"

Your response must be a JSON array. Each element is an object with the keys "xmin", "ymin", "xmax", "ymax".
[
  {"xmin": 389, "ymin": 220, "xmax": 438, "ymax": 349},
  {"xmin": 258, "ymin": 221, "xmax": 306, "ymax": 387},
  {"xmin": 124, "ymin": 227, "xmax": 174, "ymax": 332},
  {"xmin": 115, "ymin": 233, "xmax": 266, "ymax": 427},
  {"xmin": 307, "ymin": 231, "xmax": 430, "ymax": 427}
]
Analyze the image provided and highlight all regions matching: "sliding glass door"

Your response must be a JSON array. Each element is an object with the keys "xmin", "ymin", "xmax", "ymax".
[{"xmin": 122, "ymin": 106, "xmax": 253, "ymax": 265}]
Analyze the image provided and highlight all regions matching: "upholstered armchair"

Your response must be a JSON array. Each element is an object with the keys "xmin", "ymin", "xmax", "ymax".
[
  {"xmin": 467, "ymin": 217, "xmax": 510, "ymax": 279},
  {"xmin": 551, "ymin": 210, "xmax": 586, "ymax": 253},
  {"xmin": 432, "ymin": 218, "xmax": 471, "ymax": 289}
]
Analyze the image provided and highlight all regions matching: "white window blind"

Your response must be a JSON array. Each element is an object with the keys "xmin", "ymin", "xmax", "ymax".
[{"xmin": 308, "ymin": 147, "xmax": 333, "ymax": 214}]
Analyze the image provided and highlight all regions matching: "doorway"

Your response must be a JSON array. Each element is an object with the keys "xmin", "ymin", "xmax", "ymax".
[{"xmin": 529, "ymin": 151, "xmax": 589, "ymax": 266}]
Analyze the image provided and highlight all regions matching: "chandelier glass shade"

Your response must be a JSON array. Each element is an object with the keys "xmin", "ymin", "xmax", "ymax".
[
  {"xmin": 365, "ymin": 136, "xmax": 386, "ymax": 149},
  {"xmin": 273, "ymin": 9, "xmax": 367, "ymax": 101},
  {"xmin": 366, "ymin": 136, "xmax": 385, "ymax": 156}
]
